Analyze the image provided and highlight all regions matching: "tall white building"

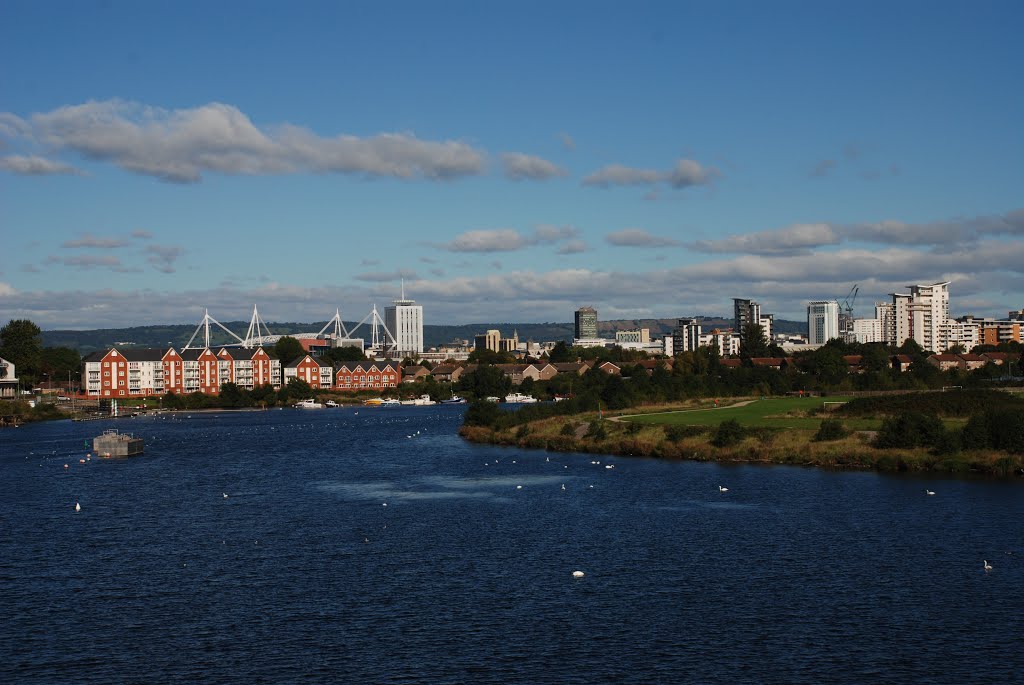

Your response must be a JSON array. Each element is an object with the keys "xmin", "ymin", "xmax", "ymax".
[
  {"xmin": 384, "ymin": 284, "xmax": 424, "ymax": 357},
  {"xmin": 891, "ymin": 282, "xmax": 950, "ymax": 352},
  {"xmin": 807, "ymin": 300, "xmax": 841, "ymax": 345},
  {"xmin": 852, "ymin": 318, "xmax": 883, "ymax": 344}
]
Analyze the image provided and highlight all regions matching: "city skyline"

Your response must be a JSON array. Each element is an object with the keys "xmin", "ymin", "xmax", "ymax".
[{"xmin": 1, "ymin": 1, "xmax": 1021, "ymax": 329}]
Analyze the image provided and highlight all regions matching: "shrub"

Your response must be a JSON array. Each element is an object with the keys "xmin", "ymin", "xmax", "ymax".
[
  {"xmin": 560, "ymin": 423, "xmax": 577, "ymax": 436},
  {"xmin": 712, "ymin": 419, "xmax": 745, "ymax": 447},
  {"xmin": 813, "ymin": 418, "xmax": 849, "ymax": 442},
  {"xmin": 873, "ymin": 412, "xmax": 945, "ymax": 449},
  {"xmin": 625, "ymin": 421, "xmax": 642, "ymax": 435},
  {"xmin": 515, "ymin": 425, "xmax": 530, "ymax": 440},
  {"xmin": 585, "ymin": 420, "xmax": 607, "ymax": 441},
  {"xmin": 664, "ymin": 425, "xmax": 708, "ymax": 442},
  {"xmin": 463, "ymin": 400, "xmax": 501, "ymax": 427}
]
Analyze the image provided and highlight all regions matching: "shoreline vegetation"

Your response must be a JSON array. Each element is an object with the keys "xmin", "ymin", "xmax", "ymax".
[{"xmin": 459, "ymin": 390, "xmax": 1024, "ymax": 479}]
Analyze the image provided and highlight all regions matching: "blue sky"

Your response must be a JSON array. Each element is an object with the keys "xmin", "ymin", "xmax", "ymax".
[{"xmin": 2, "ymin": 0, "xmax": 1022, "ymax": 330}]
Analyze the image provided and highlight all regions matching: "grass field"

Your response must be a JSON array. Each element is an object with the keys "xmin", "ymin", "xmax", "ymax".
[{"xmin": 620, "ymin": 396, "xmax": 883, "ymax": 431}]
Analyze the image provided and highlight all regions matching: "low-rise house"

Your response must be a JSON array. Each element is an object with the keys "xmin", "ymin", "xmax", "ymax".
[
  {"xmin": 635, "ymin": 359, "xmax": 674, "ymax": 375},
  {"xmin": 843, "ymin": 355, "xmax": 864, "ymax": 374},
  {"xmin": 749, "ymin": 357, "xmax": 787, "ymax": 370},
  {"xmin": 284, "ymin": 355, "xmax": 333, "ymax": 389},
  {"xmin": 0, "ymin": 356, "xmax": 18, "ymax": 399},
  {"xmin": 958, "ymin": 353, "xmax": 988, "ymax": 371},
  {"xmin": 334, "ymin": 360, "xmax": 400, "ymax": 391},
  {"xmin": 430, "ymin": 364, "xmax": 464, "ymax": 383},
  {"xmin": 891, "ymin": 355, "xmax": 914, "ymax": 373},
  {"xmin": 927, "ymin": 354, "xmax": 963, "ymax": 371},
  {"xmin": 597, "ymin": 361, "xmax": 621, "ymax": 375},
  {"xmin": 552, "ymin": 362, "xmax": 590, "ymax": 376},
  {"xmin": 402, "ymin": 366, "xmax": 430, "ymax": 383},
  {"xmin": 980, "ymin": 352, "xmax": 1016, "ymax": 366}
]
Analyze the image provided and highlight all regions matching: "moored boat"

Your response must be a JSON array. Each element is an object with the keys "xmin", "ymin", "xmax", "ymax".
[
  {"xmin": 294, "ymin": 399, "xmax": 324, "ymax": 409},
  {"xmin": 504, "ymin": 392, "xmax": 538, "ymax": 403}
]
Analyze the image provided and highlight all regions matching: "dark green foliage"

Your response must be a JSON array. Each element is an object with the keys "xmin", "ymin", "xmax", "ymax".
[
  {"xmin": 873, "ymin": 412, "xmax": 945, "ymax": 449},
  {"xmin": 963, "ymin": 409, "xmax": 1024, "ymax": 454},
  {"xmin": 463, "ymin": 400, "xmax": 501, "ymax": 427},
  {"xmin": 323, "ymin": 346, "xmax": 366, "ymax": 362},
  {"xmin": 1, "ymin": 319, "xmax": 43, "ymax": 378},
  {"xmin": 515, "ymin": 425, "xmax": 530, "ymax": 439},
  {"xmin": 838, "ymin": 389, "xmax": 1024, "ymax": 418},
  {"xmin": 274, "ymin": 336, "xmax": 305, "ymax": 365},
  {"xmin": 813, "ymin": 418, "xmax": 849, "ymax": 442},
  {"xmin": 585, "ymin": 420, "xmax": 607, "ymax": 440},
  {"xmin": 560, "ymin": 423, "xmax": 577, "ymax": 436},
  {"xmin": 712, "ymin": 419, "xmax": 745, "ymax": 447},
  {"xmin": 547, "ymin": 341, "xmax": 572, "ymax": 363},
  {"xmin": 457, "ymin": 364, "xmax": 513, "ymax": 400},
  {"xmin": 625, "ymin": 421, "xmax": 642, "ymax": 435},
  {"xmin": 664, "ymin": 425, "xmax": 708, "ymax": 442}
]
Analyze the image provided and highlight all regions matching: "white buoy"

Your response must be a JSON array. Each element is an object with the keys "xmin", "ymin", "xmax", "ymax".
[
  {"xmin": 572, "ymin": 570, "xmax": 585, "ymax": 578},
  {"xmin": 983, "ymin": 560, "xmax": 993, "ymax": 571},
  {"xmin": 719, "ymin": 486, "xmax": 728, "ymax": 492},
  {"xmin": 75, "ymin": 501, "xmax": 81, "ymax": 512}
]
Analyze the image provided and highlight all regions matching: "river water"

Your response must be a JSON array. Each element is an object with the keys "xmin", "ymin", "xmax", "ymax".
[{"xmin": 1, "ymin": 406, "xmax": 1021, "ymax": 684}]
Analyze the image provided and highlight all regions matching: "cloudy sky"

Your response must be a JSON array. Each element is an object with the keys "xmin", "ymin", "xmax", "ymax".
[{"xmin": 1, "ymin": 1, "xmax": 1021, "ymax": 330}]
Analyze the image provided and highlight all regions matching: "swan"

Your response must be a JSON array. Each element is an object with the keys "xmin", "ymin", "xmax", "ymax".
[
  {"xmin": 925, "ymin": 489, "xmax": 935, "ymax": 495},
  {"xmin": 983, "ymin": 560, "xmax": 993, "ymax": 571},
  {"xmin": 561, "ymin": 484, "xmax": 566, "ymax": 491},
  {"xmin": 75, "ymin": 501, "xmax": 81, "ymax": 512},
  {"xmin": 719, "ymin": 486, "xmax": 729, "ymax": 492},
  {"xmin": 223, "ymin": 493, "xmax": 229, "ymax": 498}
]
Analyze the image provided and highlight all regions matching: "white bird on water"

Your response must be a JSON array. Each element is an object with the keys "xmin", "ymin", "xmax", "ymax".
[
  {"xmin": 925, "ymin": 489, "xmax": 935, "ymax": 495},
  {"xmin": 75, "ymin": 501, "xmax": 81, "ymax": 512},
  {"xmin": 983, "ymin": 560, "xmax": 993, "ymax": 572},
  {"xmin": 719, "ymin": 486, "xmax": 729, "ymax": 492},
  {"xmin": 223, "ymin": 493, "xmax": 229, "ymax": 498},
  {"xmin": 572, "ymin": 570, "xmax": 585, "ymax": 578}
]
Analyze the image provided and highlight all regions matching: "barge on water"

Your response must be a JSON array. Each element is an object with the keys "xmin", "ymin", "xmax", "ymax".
[{"xmin": 93, "ymin": 429, "xmax": 144, "ymax": 457}]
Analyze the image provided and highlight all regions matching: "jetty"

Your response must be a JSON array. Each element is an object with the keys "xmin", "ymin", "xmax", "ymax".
[{"xmin": 93, "ymin": 429, "xmax": 144, "ymax": 457}]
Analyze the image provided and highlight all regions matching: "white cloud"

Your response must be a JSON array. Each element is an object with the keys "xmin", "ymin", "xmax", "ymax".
[
  {"xmin": 583, "ymin": 158, "xmax": 719, "ymax": 190},
  {"xmin": 501, "ymin": 152, "xmax": 567, "ymax": 180},
  {"xmin": 62, "ymin": 233, "xmax": 130, "ymax": 249},
  {"xmin": 605, "ymin": 228, "xmax": 680, "ymax": 248},
  {"xmin": 8, "ymin": 99, "xmax": 486, "ymax": 183},
  {"xmin": 556, "ymin": 240, "xmax": 588, "ymax": 255},
  {"xmin": 438, "ymin": 225, "xmax": 579, "ymax": 253},
  {"xmin": 144, "ymin": 244, "xmax": 184, "ymax": 273},
  {"xmin": 688, "ymin": 223, "xmax": 840, "ymax": 255},
  {"xmin": 0, "ymin": 155, "xmax": 83, "ymax": 176}
]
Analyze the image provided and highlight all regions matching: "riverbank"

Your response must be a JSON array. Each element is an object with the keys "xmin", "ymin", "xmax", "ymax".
[{"xmin": 459, "ymin": 399, "xmax": 1024, "ymax": 478}]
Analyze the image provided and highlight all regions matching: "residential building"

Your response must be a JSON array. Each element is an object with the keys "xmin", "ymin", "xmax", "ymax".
[
  {"xmin": 284, "ymin": 355, "xmax": 333, "ymax": 389},
  {"xmin": 852, "ymin": 318, "xmax": 883, "ymax": 344},
  {"xmin": 384, "ymin": 286, "xmax": 424, "ymax": 357},
  {"xmin": 335, "ymin": 360, "xmax": 400, "ymax": 391},
  {"xmin": 672, "ymin": 318, "xmax": 702, "ymax": 353},
  {"xmin": 807, "ymin": 300, "xmax": 840, "ymax": 345},
  {"xmin": 0, "ymin": 356, "xmax": 18, "ymax": 398},
  {"xmin": 891, "ymin": 282, "xmax": 950, "ymax": 352},
  {"xmin": 733, "ymin": 298, "xmax": 762, "ymax": 341},
  {"xmin": 574, "ymin": 306, "xmax": 598, "ymax": 340},
  {"xmin": 875, "ymin": 302, "xmax": 896, "ymax": 345}
]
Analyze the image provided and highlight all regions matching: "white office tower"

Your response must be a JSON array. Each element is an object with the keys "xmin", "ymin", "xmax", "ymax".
[
  {"xmin": 384, "ymin": 283, "xmax": 424, "ymax": 357},
  {"xmin": 874, "ymin": 302, "xmax": 896, "ymax": 345},
  {"xmin": 807, "ymin": 301, "xmax": 841, "ymax": 345},
  {"xmin": 891, "ymin": 282, "xmax": 950, "ymax": 352}
]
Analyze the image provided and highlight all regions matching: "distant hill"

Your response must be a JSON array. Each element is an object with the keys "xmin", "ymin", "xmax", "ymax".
[{"xmin": 42, "ymin": 317, "xmax": 807, "ymax": 354}]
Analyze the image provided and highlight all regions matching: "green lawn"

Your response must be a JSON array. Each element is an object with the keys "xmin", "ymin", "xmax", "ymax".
[{"xmin": 621, "ymin": 396, "xmax": 882, "ymax": 431}]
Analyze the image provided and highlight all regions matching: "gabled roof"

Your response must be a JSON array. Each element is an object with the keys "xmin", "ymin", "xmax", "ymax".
[
  {"xmin": 750, "ymin": 357, "xmax": 786, "ymax": 367},
  {"xmin": 335, "ymin": 360, "xmax": 399, "ymax": 373},
  {"xmin": 958, "ymin": 353, "xmax": 987, "ymax": 362},
  {"xmin": 719, "ymin": 358, "xmax": 743, "ymax": 368},
  {"xmin": 83, "ymin": 350, "xmax": 106, "ymax": 363},
  {"xmin": 929, "ymin": 354, "xmax": 961, "ymax": 362}
]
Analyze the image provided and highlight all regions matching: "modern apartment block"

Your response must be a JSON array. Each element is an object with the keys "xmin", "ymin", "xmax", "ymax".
[
  {"xmin": 891, "ymin": 282, "xmax": 950, "ymax": 352},
  {"xmin": 807, "ymin": 300, "xmax": 840, "ymax": 345},
  {"xmin": 574, "ymin": 306, "xmax": 599, "ymax": 340},
  {"xmin": 672, "ymin": 318, "xmax": 702, "ymax": 353},
  {"xmin": 384, "ymin": 286, "xmax": 424, "ymax": 357},
  {"xmin": 83, "ymin": 346, "xmax": 282, "ymax": 398},
  {"xmin": 474, "ymin": 329, "xmax": 502, "ymax": 353}
]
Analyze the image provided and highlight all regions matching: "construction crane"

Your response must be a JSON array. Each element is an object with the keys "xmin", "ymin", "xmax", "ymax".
[{"xmin": 839, "ymin": 284, "xmax": 859, "ymax": 342}]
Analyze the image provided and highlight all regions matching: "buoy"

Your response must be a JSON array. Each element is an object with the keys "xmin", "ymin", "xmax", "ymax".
[
  {"xmin": 64, "ymin": 464, "xmax": 69, "ymax": 469},
  {"xmin": 75, "ymin": 502, "xmax": 81, "ymax": 512},
  {"xmin": 572, "ymin": 570, "xmax": 585, "ymax": 578},
  {"xmin": 79, "ymin": 459, "xmax": 86, "ymax": 464}
]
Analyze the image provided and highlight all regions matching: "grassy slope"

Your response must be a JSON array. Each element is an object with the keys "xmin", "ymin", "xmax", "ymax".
[{"xmin": 620, "ymin": 397, "xmax": 879, "ymax": 430}]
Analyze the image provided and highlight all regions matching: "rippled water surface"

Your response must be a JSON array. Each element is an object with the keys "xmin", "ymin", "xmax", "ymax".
[{"xmin": 2, "ymin": 406, "xmax": 1022, "ymax": 683}]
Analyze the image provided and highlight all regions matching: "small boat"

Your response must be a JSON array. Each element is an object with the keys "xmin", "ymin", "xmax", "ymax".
[
  {"xmin": 363, "ymin": 398, "xmax": 384, "ymax": 406},
  {"xmin": 294, "ymin": 399, "xmax": 323, "ymax": 409},
  {"xmin": 324, "ymin": 400, "xmax": 341, "ymax": 408},
  {"xmin": 380, "ymin": 398, "xmax": 401, "ymax": 407},
  {"xmin": 483, "ymin": 396, "xmax": 500, "ymax": 402},
  {"xmin": 504, "ymin": 392, "xmax": 538, "ymax": 403},
  {"xmin": 440, "ymin": 395, "xmax": 466, "ymax": 405}
]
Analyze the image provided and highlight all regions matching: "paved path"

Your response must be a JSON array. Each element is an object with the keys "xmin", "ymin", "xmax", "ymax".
[{"xmin": 607, "ymin": 399, "xmax": 757, "ymax": 422}]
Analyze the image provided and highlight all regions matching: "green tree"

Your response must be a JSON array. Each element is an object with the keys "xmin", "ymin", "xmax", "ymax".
[
  {"xmin": 712, "ymin": 419, "xmax": 745, "ymax": 447},
  {"xmin": 463, "ymin": 399, "xmax": 501, "ymax": 427},
  {"xmin": 40, "ymin": 346, "xmax": 82, "ymax": 387},
  {"xmin": 323, "ymin": 346, "xmax": 366, "ymax": 363},
  {"xmin": 548, "ymin": 341, "xmax": 572, "ymax": 363},
  {"xmin": 0, "ymin": 319, "xmax": 43, "ymax": 378},
  {"xmin": 739, "ymin": 323, "xmax": 770, "ymax": 361},
  {"xmin": 458, "ymin": 364, "xmax": 512, "ymax": 399},
  {"xmin": 274, "ymin": 336, "xmax": 305, "ymax": 365}
]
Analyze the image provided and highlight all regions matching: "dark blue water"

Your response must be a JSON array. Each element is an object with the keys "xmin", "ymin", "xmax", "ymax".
[{"xmin": 2, "ymin": 407, "xmax": 1022, "ymax": 684}]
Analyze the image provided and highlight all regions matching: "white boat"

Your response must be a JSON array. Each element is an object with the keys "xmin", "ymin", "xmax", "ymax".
[
  {"xmin": 324, "ymin": 400, "xmax": 341, "ymax": 408},
  {"xmin": 504, "ymin": 392, "xmax": 538, "ymax": 403},
  {"xmin": 411, "ymin": 394, "xmax": 435, "ymax": 406},
  {"xmin": 380, "ymin": 398, "xmax": 401, "ymax": 407},
  {"xmin": 483, "ymin": 396, "xmax": 500, "ymax": 402},
  {"xmin": 294, "ymin": 399, "xmax": 323, "ymax": 409},
  {"xmin": 440, "ymin": 395, "xmax": 466, "ymax": 405}
]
